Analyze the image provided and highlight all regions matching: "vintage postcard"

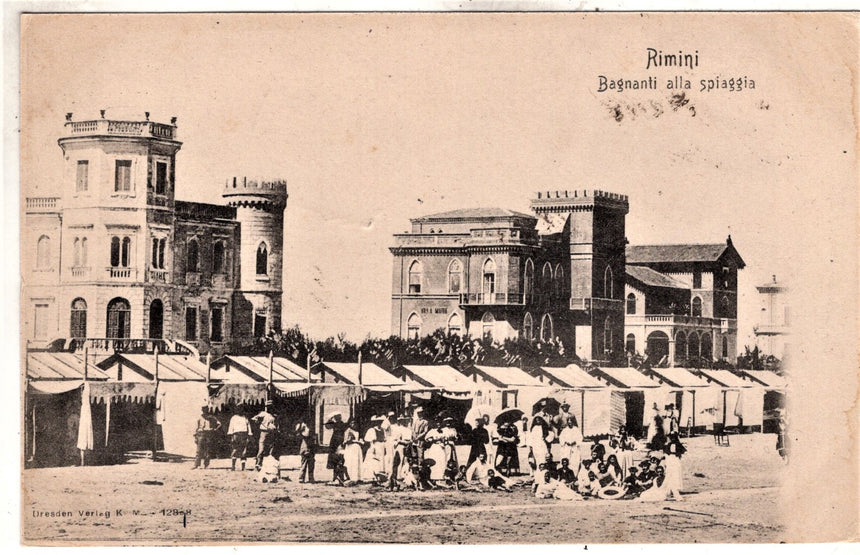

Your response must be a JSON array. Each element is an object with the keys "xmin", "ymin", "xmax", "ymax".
[{"xmin": 17, "ymin": 11, "xmax": 858, "ymax": 545}]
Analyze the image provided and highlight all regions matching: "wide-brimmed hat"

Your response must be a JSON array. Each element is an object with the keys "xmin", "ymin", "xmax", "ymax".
[{"xmin": 325, "ymin": 413, "xmax": 343, "ymax": 425}]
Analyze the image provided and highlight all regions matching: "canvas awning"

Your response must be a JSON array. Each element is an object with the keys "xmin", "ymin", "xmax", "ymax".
[
  {"xmin": 536, "ymin": 364, "xmax": 605, "ymax": 388},
  {"xmin": 27, "ymin": 352, "xmax": 109, "ymax": 381},
  {"xmin": 589, "ymin": 366, "xmax": 661, "ymax": 388},
  {"xmin": 88, "ymin": 381, "xmax": 157, "ymax": 403},
  {"xmin": 646, "ymin": 367, "xmax": 714, "ymax": 389},
  {"xmin": 97, "ymin": 353, "xmax": 207, "ymax": 381},
  {"xmin": 740, "ymin": 370, "xmax": 787, "ymax": 390},
  {"xmin": 399, "ymin": 365, "xmax": 475, "ymax": 393},
  {"xmin": 696, "ymin": 369, "xmax": 759, "ymax": 388},
  {"xmin": 319, "ymin": 362, "xmax": 404, "ymax": 386},
  {"xmin": 468, "ymin": 365, "xmax": 543, "ymax": 388},
  {"xmin": 210, "ymin": 355, "xmax": 314, "ymax": 382}
]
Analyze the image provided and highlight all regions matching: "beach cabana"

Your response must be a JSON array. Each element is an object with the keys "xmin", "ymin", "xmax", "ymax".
[
  {"xmin": 529, "ymin": 365, "xmax": 611, "ymax": 437},
  {"xmin": 209, "ymin": 355, "xmax": 316, "ymax": 383},
  {"xmin": 587, "ymin": 366, "xmax": 667, "ymax": 438},
  {"xmin": 696, "ymin": 369, "xmax": 765, "ymax": 430},
  {"xmin": 740, "ymin": 371, "xmax": 786, "ymax": 432},
  {"xmin": 463, "ymin": 365, "xmax": 543, "ymax": 411},
  {"xmin": 643, "ymin": 366, "xmax": 722, "ymax": 430}
]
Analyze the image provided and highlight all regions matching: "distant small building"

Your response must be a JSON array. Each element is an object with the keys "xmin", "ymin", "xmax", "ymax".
[{"xmin": 753, "ymin": 275, "xmax": 790, "ymax": 360}]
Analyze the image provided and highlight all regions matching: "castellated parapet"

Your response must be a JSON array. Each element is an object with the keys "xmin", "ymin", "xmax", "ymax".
[
  {"xmin": 531, "ymin": 189, "xmax": 629, "ymax": 215},
  {"xmin": 222, "ymin": 177, "xmax": 288, "ymax": 210}
]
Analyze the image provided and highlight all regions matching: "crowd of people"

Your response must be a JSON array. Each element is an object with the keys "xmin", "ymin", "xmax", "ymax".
[{"xmin": 191, "ymin": 399, "xmax": 688, "ymax": 501}]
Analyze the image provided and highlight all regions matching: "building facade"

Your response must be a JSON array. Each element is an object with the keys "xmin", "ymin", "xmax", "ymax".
[
  {"xmin": 753, "ymin": 275, "xmax": 789, "ymax": 360},
  {"xmin": 22, "ymin": 111, "xmax": 287, "ymax": 355},
  {"xmin": 390, "ymin": 190, "xmax": 629, "ymax": 362},
  {"xmin": 623, "ymin": 238, "xmax": 745, "ymax": 366}
]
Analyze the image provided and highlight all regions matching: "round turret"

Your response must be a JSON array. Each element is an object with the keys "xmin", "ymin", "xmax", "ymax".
[{"xmin": 222, "ymin": 177, "xmax": 288, "ymax": 211}]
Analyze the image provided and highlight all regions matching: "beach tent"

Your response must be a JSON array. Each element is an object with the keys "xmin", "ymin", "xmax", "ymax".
[
  {"xmin": 643, "ymin": 366, "xmax": 722, "ymax": 429},
  {"xmin": 739, "ymin": 371, "xmax": 786, "ymax": 432},
  {"xmin": 463, "ymin": 365, "xmax": 544, "ymax": 411},
  {"xmin": 696, "ymin": 369, "xmax": 765, "ymax": 429},
  {"xmin": 587, "ymin": 366, "xmax": 668, "ymax": 438},
  {"xmin": 528, "ymin": 365, "xmax": 611, "ymax": 437},
  {"xmin": 395, "ymin": 364, "xmax": 475, "ymax": 395}
]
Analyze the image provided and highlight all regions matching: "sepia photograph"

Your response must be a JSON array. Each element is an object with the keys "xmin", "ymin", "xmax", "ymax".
[{"xmin": 16, "ymin": 10, "xmax": 859, "ymax": 545}]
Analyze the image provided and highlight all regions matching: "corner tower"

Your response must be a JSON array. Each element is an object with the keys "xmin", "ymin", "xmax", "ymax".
[
  {"xmin": 531, "ymin": 190, "xmax": 629, "ymax": 363},
  {"xmin": 222, "ymin": 177, "xmax": 288, "ymax": 339}
]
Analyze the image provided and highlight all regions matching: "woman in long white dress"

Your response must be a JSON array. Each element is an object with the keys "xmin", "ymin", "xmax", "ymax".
[
  {"xmin": 361, "ymin": 418, "xmax": 387, "ymax": 482},
  {"xmin": 662, "ymin": 433, "xmax": 685, "ymax": 501},
  {"xmin": 424, "ymin": 425, "xmax": 448, "ymax": 481},
  {"xmin": 529, "ymin": 416, "xmax": 550, "ymax": 464},
  {"xmin": 342, "ymin": 421, "xmax": 363, "ymax": 482}
]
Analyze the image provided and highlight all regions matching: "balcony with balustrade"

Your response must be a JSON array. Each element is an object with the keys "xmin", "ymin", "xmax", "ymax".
[
  {"xmin": 25, "ymin": 197, "xmax": 61, "ymax": 214},
  {"xmin": 148, "ymin": 268, "xmax": 169, "ymax": 283},
  {"xmin": 106, "ymin": 266, "xmax": 135, "ymax": 280},
  {"xmin": 626, "ymin": 313, "xmax": 737, "ymax": 331},
  {"xmin": 459, "ymin": 292, "xmax": 525, "ymax": 306},
  {"xmin": 63, "ymin": 118, "xmax": 177, "ymax": 141}
]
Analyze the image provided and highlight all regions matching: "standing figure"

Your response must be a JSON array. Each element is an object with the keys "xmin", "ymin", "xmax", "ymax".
[
  {"xmin": 387, "ymin": 414, "xmax": 413, "ymax": 490},
  {"xmin": 341, "ymin": 420, "xmax": 363, "ymax": 482},
  {"xmin": 324, "ymin": 413, "xmax": 348, "ymax": 484},
  {"xmin": 494, "ymin": 423, "xmax": 520, "ymax": 476},
  {"xmin": 646, "ymin": 402, "xmax": 660, "ymax": 442},
  {"xmin": 361, "ymin": 417, "xmax": 387, "ymax": 483},
  {"xmin": 558, "ymin": 417, "xmax": 583, "ymax": 477},
  {"xmin": 410, "ymin": 407, "xmax": 430, "ymax": 470},
  {"xmin": 529, "ymin": 415, "xmax": 551, "ymax": 464},
  {"xmin": 466, "ymin": 417, "xmax": 489, "ymax": 468},
  {"xmin": 662, "ymin": 433, "xmax": 686, "ymax": 501},
  {"xmin": 252, "ymin": 400, "xmax": 278, "ymax": 471},
  {"xmin": 483, "ymin": 414, "xmax": 497, "ymax": 467},
  {"xmin": 296, "ymin": 421, "xmax": 316, "ymax": 483},
  {"xmin": 227, "ymin": 405, "xmax": 252, "ymax": 471},
  {"xmin": 193, "ymin": 405, "xmax": 221, "ymax": 469}
]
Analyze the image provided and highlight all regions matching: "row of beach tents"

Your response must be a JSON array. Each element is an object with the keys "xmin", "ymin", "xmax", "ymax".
[{"xmin": 24, "ymin": 350, "xmax": 786, "ymax": 466}]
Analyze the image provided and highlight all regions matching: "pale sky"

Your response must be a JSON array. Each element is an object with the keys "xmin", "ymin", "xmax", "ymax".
[{"xmin": 20, "ymin": 13, "xmax": 857, "ymax": 346}]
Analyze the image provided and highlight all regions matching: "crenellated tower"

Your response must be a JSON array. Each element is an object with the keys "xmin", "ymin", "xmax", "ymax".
[{"xmin": 222, "ymin": 177, "xmax": 288, "ymax": 339}]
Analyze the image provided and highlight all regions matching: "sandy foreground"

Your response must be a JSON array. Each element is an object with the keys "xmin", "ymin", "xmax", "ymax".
[{"xmin": 21, "ymin": 434, "xmax": 785, "ymax": 545}]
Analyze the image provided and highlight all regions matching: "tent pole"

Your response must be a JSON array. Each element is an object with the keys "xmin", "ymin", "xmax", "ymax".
[
  {"xmin": 83, "ymin": 346, "xmax": 88, "ymax": 381},
  {"xmin": 357, "ymin": 351, "xmax": 362, "ymax": 385},
  {"xmin": 206, "ymin": 352, "xmax": 211, "ymax": 384},
  {"xmin": 153, "ymin": 344, "xmax": 160, "ymax": 461}
]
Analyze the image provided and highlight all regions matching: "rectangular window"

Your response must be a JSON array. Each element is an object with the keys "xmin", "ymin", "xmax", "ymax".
[
  {"xmin": 115, "ymin": 160, "xmax": 132, "ymax": 192},
  {"xmin": 33, "ymin": 304, "xmax": 49, "ymax": 339},
  {"xmin": 155, "ymin": 161, "xmax": 167, "ymax": 195},
  {"xmin": 152, "ymin": 238, "xmax": 159, "ymax": 268},
  {"xmin": 76, "ymin": 161, "xmax": 89, "ymax": 192},
  {"xmin": 692, "ymin": 271, "xmax": 702, "ymax": 289},
  {"xmin": 186, "ymin": 307, "xmax": 198, "ymax": 341},
  {"xmin": 254, "ymin": 312, "xmax": 267, "ymax": 338},
  {"xmin": 210, "ymin": 307, "xmax": 223, "ymax": 342}
]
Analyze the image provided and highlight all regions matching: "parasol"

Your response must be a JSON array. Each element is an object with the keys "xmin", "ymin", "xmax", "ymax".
[
  {"xmin": 494, "ymin": 408, "xmax": 525, "ymax": 426},
  {"xmin": 465, "ymin": 404, "xmax": 496, "ymax": 425},
  {"xmin": 532, "ymin": 397, "xmax": 561, "ymax": 416}
]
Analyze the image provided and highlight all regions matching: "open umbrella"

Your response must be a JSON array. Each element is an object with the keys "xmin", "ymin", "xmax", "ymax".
[
  {"xmin": 494, "ymin": 408, "xmax": 524, "ymax": 426},
  {"xmin": 532, "ymin": 397, "xmax": 561, "ymax": 416},
  {"xmin": 465, "ymin": 404, "xmax": 496, "ymax": 425}
]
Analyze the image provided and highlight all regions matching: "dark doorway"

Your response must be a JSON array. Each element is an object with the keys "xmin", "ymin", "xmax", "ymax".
[{"xmin": 149, "ymin": 299, "xmax": 163, "ymax": 339}]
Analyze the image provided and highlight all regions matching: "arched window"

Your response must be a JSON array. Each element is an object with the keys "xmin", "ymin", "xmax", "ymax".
[
  {"xmin": 691, "ymin": 296, "xmax": 702, "ymax": 317},
  {"xmin": 188, "ymin": 239, "xmax": 200, "ymax": 273},
  {"xmin": 721, "ymin": 295, "xmax": 730, "ymax": 316},
  {"xmin": 408, "ymin": 260, "xmax": 423, "ymax": 294},
  {"xmin": 603, "ymin": 316, "xmax": 613, "ymax": 354},
  {"xmin": 256, "ymin": 242, "xmax": 268, "ymax": 275},
  {"xmin": 407, "ymin": 312, "xmax": 422, "ymax": 340},
  {"xmin": 701, "ymin": 333, "xmax": 713, "ymax": 362},
  {"xmin": 722, "ymin": 335, "xmax": 729, "ymax": 358},
  {"xmin": 213, "ymin": 241, "xmax": 225, "ymax": 274},
  {"xmin": 121, "ymin": 237, "xmax": 131, "ymax": 267},
  {"xmin": 626, "ymin": 293, "xmax": 636, "ymax": 315},
  {"xmin": 625, "ymin": 333, "xmax": 636, "ymax": 355},
  {"xmin": 110, "ymin": 236, "xmax": 120, "ymax": 267},
  {"xmin": 70, "ymin": 298, "xmax": 87, "ymax": 339},
  {"xmin": 675, "ymin": 331, "xmax": 687, "ymax": 366},
  {"xmin": 81, "ymin": 237, "xmax": 88, "ymax": 266},
  {"xmin": 106, "ymin": 297, "xmax": 131, "ymax": 339},
  {"xmin": 540, "ymin": 313, "xmax": 553, "ymax": 342},
  {"xmin": 523, "ymin": 312, "xmax": 534, "ymax": 340},
  {"xmin": 555, "ymin": 264, "xmax": 565, "ymax": 299},
  {"xmin": 36, "ymin": 235, "xmax": 50, "ymax": 269},
  {"xmin": 688, "ymin": 332, "xmax": 700, "ymax": 362},
  {"xmin": 481, "ymin": 312, "xmax": 495, "ymax": 340},
  {"xmin": 447, "ymin": 313, "xmax": 462, "ymax": 335},
  {"xmin": 482, "ymin": 259, "xmax": 496, "ymax": 300},
  {"xmin": 604, "ymin": 266, "xmax": 614, "ymax": 299},
  {"xmin": 149, "ymin": 299, "xmax": 163, "ymax": 339},
  {"xmin": 541, "ymin": 262, "xmax": 552, "ymax": 296},
  {"xmin": 447, "ymin": 259, "xmax": 462, "ymax": 294},
  {"xmin": 523, "ymin": 258, "xmax": 534, "ymax": 303},
  {"xmin": 151, "ymin": 237, "xmax": 166, "ymax": 269}
]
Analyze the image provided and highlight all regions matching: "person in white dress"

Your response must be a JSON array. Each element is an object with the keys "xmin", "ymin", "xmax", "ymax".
[
  {"xmin": 341, "ymin": 420, "xmax": 363, "ymax": 482},
  {"xmin": 361, "ymin": 417, "xmax": 386, "ymax": 482},
  {"xmin": 529, "ymin": 415, "xmax": 551, "ymax": 464},
  {"xmin": 662, "ymin": 433, "xmax": 685, "ymax": 501}
]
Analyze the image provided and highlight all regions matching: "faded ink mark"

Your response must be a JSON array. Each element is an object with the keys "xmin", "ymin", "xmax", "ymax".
[{"xmin": 758, "ymin": 100, "xmax": 770, "ymax": 110}]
